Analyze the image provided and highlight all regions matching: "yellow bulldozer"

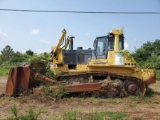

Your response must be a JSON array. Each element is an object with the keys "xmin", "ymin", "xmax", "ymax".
[{"xmin": 5, "ymin": 28, "xmax": 156, "ymax": 97}]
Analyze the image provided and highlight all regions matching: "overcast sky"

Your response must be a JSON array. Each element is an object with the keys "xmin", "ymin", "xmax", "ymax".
[{"xmin": 0, "ymin": 0, "xmax": 160, "ymax": 53}]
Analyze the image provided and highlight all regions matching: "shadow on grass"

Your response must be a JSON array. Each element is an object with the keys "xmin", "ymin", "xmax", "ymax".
[
  {"xmin": 64, "ymin": 92, "xmax": 121, "ymax": 99},
  {"xmin": 145, "ymin": 88, "xmax": 160, "ymax": 97},
  {"xmin": 64, "ymin": 87, "xmax": 160, "ymax": 99}
]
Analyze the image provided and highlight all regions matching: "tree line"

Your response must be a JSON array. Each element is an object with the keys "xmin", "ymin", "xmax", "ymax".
[
  {"xmin": 0, "ymin": 39, "xmax": 160, "ymax": 69},
  {"xmin": 131, "ymin": 39, "xmax": 160, "ymax": 69},
  {"xmin": 0, "ymin": 45, "xmax": 49, "ymax": 67}
]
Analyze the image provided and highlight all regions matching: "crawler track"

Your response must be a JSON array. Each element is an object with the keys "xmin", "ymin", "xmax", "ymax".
[{"xmin": 56, "ymin": 72, "xmax": 146, "ymax": 97}]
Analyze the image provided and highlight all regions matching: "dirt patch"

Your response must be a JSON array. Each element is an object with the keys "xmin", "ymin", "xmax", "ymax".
[
  {"xmin": 0, "ymin": 77, "xmax": 160, "ymax": 119},
  {"xmin": 0, "ymin": 77, "xmax": 7, "ymax": 95}
]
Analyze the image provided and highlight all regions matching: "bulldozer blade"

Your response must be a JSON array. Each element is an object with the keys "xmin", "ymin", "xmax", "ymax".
[{"xmin": 5, "ymin": 67, "xmax": 31, "ymax": 96}]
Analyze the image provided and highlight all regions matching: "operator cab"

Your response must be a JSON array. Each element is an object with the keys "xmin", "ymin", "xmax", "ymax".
[{"xmin": 93, "ymin": 33, "xmax": 124, "ymax": 59}]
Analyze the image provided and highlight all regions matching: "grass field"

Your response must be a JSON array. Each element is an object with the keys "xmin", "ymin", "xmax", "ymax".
[
  {"xmin": 0, "ymin": 63, "xmax": 160, "ymax": 119},
  {"xmin": 0, "ymin": 77, "xmax": 160, "ymax": 120}
]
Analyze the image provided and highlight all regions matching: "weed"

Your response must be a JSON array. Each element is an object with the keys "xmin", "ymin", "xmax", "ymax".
[
  {"xmin": 63, "ymin": 109, "xmax": 79, "ymax": 120},
  {"xmin": 44, "ymin": 84, "xmax": 69, "ymax": 99},
  {"xmin": 52, "ymin": 109, "xmax": 129, "ymax": 120},
  {"xmin": 20, "ymin": 107, "xmax": 45, "ymax": 120},
  {"xmin": 56, "ymin": 84, "xmax": 69, "ymax": 98},
  {"xmin": 44, "ymin": 69, "xmax": 54, "ymax": 78},
  {"xmin": 44, "ymin": 87, "xmax": 55, "ymax": 98},
  {"xmin": 8, "ymin": 104, "xmax": 45, "ymax": 120},
  {"xmin": 107, "ymin": 111, "xmax": 128, "ymax": 120},
  {"xmin": 8, "ymin": 104, "xmax": 18, "ymax": 120},
  {"xmin": 109, "ymin": 98, "xmax": 122, "ymax": 105},
  {"xmin": 89, "ymin": 111, "xmax": 107, "ymax": 120}
]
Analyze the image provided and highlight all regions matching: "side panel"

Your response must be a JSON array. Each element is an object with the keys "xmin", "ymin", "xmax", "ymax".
[
  {"xmin": 63, "ymin": 50, "xmax": 92, "ymax": 64},
  {"xmin": 63, "ymin": 50, "xmax": 77, "ymax": 64}
]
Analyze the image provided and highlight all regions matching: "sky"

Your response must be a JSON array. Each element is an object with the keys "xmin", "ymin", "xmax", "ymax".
[{"xmin": 0, "ymin": 0, "xmax": 160, "ymax": 54}]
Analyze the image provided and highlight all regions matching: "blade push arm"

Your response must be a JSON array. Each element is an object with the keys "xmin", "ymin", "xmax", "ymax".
[{"xmin": 53, "ymin": 29, "xmax": 66, "ymax": 53}]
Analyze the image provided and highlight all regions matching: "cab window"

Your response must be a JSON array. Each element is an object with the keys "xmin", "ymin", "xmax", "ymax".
[{"xmin": 96, "ymin": 38, "xmax": 105, "ymax": 56}]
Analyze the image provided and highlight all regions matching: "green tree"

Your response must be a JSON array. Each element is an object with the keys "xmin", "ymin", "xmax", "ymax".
[
  {"xmin": 132, "ymin": 39, "xmax": 160, "ymax": 68},
  {"xmin": 152, "ymin": 40, "xmax": 160, "ymax": 56},
  {"xmin": 26, "ymin": 49, "xmax": 34, "ymax": 56},
  {"xmin": 10, "ymin": 51, "xmax": 26, "ymax": 63},
  {"xmin": 0, "ymin": 45, "xmax": 15, "ymax": 61},
  {"xmin": 0, "ymin": 54, "xmax": 3, "ymax": 65}
]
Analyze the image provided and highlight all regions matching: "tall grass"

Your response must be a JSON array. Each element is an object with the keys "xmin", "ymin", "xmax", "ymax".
[
  {"xmin": 8, "ymin": 104, "xmax": 45, "ymax": 120},
  {"xmin": 53, "ymin": 109, "xmax": 128, "ymax": 120},
  {"xmin": 0, "ymin": 66, "xmax": 10, "ymax": 76},
  {"xmin": 155, "ymin": 69, "xmax": 160, "ymax": 81},
  {"xmin": 0, "ymin": 62, "xmax": 24, "ymax": 77}
]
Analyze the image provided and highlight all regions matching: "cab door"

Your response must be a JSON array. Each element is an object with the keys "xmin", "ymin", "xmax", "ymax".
[{"xmin": 94, "ymin": 36, "xmax": 108, "ymax": 59}]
